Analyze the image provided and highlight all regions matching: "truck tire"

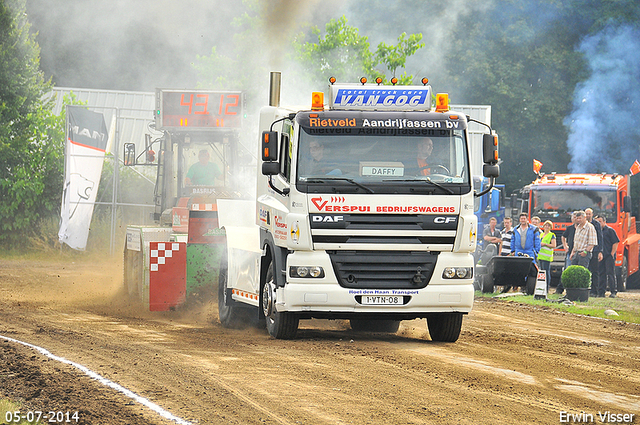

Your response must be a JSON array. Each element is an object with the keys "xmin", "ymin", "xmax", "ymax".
[
  {"xmin": 349, "ymin": 319, "xmax": 400, "ymax": 333},
  {"xmin": 427, "ymin": 313, "xmax": 463, "ymax": 342},
  {"xmin": 218, "ymin": 254, "xmax": 245, "ymax": 328},
  {"xmin": 262, "ymin": 261, "xmax": 299, "ymax": 339},
  {"xmin": 616, "ymin": 255, "xmax": 628, "ymax": 292},
  {"xmin": 481, "ymin": 275, "xmax": 494, "ymax": 293}
]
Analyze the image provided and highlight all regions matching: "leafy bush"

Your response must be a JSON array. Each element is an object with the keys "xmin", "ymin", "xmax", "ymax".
[{"xmin": 561, "ymin": 265, "xmax": 591, "ymax": 288}]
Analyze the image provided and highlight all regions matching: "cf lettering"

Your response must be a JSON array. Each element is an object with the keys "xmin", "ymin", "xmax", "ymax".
[{"xmin": 434, "ymin": 217, "xmax": 456, "ymax": 224}]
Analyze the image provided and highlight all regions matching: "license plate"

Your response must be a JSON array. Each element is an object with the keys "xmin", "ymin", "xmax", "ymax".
[{"xmin": 360, "ymin": 295, "xmax": 403, "ymax": 305}]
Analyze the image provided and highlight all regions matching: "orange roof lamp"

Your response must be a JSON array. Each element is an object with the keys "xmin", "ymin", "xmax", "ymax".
[
  {"xmin": 435, "ymin": 93, "xmax": 449, "ymax": 112},
  {"xmin": 311, "ymin": 92, "xmax": 324, "ymax": 111}
]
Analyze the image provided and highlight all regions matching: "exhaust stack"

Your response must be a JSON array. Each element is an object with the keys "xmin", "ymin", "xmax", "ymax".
[{"xmin": 269, "ymin": 72, "xmax": 281, "ymax": 107}]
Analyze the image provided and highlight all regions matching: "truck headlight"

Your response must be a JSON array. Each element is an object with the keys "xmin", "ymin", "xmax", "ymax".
[
  {"xmin": 442, "ymin": 267, "xmax": 472, "ymax": 279},
  {"xmin": 309, "ymin": 266, "xmax": 323, "ymax": 278},
  {"xmin": 290, "ymin": 266, "xmax": 325, "ymax": 279}
]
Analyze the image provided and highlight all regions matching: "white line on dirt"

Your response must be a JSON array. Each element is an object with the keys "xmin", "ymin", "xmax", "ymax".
[{"xmin": 1, "ymin": 334, "xmax": 193, "ymax": 425}]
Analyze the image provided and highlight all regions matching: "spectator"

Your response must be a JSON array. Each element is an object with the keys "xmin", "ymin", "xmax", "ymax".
[
  {"xmin": 569, "ymin": 210, "xmax": 597, "ymax": 269},
  {"xmin": 585, "ymin": 208, "xmax": 603, "ymax": 296},
  {"xmin": 477, "ymin": 217, "xmax": 501, "ymax": 265},
  {"xmin": 500, "ymin": 217, "xmax": 514, "ymax": 256},
  {"xmin": 511, "ymin": 213, "xmax": 541, "ymax": 258},
  {"xmin": 531, "ymin": 216, "xmax": 541, "ymax": 228},
  {"xmin": 537, "ymin": 220, "xmax": 556, "ymax": 289},
  {"xmin": 483, "ymin": 217, "xmax": 502, "ymax": 251},
  {"xmin": 556, "ymin": 212, "xmax": 577, "ymax": 295},
  {"xmin": 595, "ymin": 215, "xmax": 620, "ymax": 298}
]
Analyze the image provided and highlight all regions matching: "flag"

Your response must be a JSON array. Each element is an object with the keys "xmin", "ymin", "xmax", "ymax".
[
  {"xmin": 58, "ymin": 106, "xmax": 109, "ymax": 250},
  {"xmin": 533, "ymin": 159, "xmax": 543, "ymax": 174},
  {"xmin": 630, "ymin": 160, "xmax": 640, "ymax": 176}
]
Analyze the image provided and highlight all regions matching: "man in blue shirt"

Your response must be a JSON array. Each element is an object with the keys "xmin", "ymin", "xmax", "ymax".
[{"xmin": 511, "ymin": 213, "xmax": 541, "ymax": 258}]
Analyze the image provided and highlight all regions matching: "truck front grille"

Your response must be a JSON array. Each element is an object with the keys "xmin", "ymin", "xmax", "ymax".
[
  {"xmin": 310, "ymin": 213, "xmax": 457, "ymax": 250},
  {"xmin": 328, "ymin": 250, "xmax": 437, "ymax": 289}
]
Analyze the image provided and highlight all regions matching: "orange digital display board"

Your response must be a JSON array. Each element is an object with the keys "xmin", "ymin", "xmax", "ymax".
[{"xmin": 156, "ymin": 90, "xmax": 243, "ymax": 130}]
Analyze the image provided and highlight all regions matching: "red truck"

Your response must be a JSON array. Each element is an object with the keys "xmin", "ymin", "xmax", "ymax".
[{"xmin": 517, "ymin": 173, "xmax": 640, "ymax": 290}]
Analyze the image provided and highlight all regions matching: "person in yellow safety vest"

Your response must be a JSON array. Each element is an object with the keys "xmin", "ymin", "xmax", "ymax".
[{"xmin": 537, "ymin": 220, "xmax": 556, "ymax": 290}]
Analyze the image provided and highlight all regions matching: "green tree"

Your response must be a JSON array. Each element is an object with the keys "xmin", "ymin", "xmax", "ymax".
[
  {"xmin": 0, "ymin": 0, "xmax": 63, "ymax": 248},
  {"xmin": 292, "ymin": 16, "xmax": 424, "ymax": 85}
]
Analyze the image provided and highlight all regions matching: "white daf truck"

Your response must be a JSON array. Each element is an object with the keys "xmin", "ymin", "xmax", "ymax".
[{"xmin": 217, "ymin": 73, "xmax": 499, "ymax": 341}]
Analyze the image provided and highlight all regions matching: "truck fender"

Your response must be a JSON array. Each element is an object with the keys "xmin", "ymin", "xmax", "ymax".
[{"xmin": 260, "ymin": 228, "xmax": 288, "ymax": 288}]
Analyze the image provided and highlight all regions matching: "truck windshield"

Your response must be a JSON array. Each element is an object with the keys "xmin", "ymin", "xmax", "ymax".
[
  {"xmin": 295, "ymin": 112, "xmax": 470, "ymax": 194},
  {"xmin": 531, "ymin": 189, "xmax": 617, "ymax": 222}
]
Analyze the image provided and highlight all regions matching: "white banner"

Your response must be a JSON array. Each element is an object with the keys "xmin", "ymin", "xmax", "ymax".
[{"xmin": 58, "ymin": 107, "xmax": 109, "ymax": 250}]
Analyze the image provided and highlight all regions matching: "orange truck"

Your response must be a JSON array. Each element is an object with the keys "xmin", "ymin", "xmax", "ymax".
[{"xmin": 516, "ymin": 173, "xmax": 640, "ymax": 290}]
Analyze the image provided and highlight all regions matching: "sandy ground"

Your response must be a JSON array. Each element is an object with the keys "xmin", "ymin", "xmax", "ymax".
[{"xmin": 1, "ymin": 257, "xmax": 639, "ymax": 425}]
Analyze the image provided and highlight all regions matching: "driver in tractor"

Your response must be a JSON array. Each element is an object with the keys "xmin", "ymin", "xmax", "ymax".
[{"xmin": 184, "ymin": 149, "xmax": 222, "ymax": 186}]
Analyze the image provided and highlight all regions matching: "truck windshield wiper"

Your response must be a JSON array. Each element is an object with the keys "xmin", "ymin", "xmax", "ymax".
[
  {"xmin": 383, "ymin": 177, "xmax": 455, "ymax": 194},
  {"xmin": 305, "ymin": 178, "xmax": 375, "ymax": 194}
]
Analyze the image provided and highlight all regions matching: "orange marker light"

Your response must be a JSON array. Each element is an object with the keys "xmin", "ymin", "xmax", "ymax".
[
  {"xmin": 375, "ymin": 77, "xmax": 383, "ymax": 85},
  {"xmin": 311, "ymin": 92, "xmax": 324, "ymax": 111},
  {"xmin": 329, "ymin": 76, "xmax": 336, "ymax": 84},
  {"xmin": 493, "ymin": 135, "xmax": 499, "ymax": 161},
  {"xmin": 435, "ymin": 93, "xmax": 449, "ymax": 112},
  {"xmin": 360, "ymin": 77, "xmax": 367, "ymax": 85},
  {"xmin": 391, "ymin": 77, "xmax": 398, "ymax": 85},
  {"xmin": 421, "ymin": 77, "xmax": 429, "ymax": 85}
]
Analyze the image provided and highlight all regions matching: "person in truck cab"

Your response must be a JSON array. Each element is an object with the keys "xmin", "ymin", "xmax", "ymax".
[
  {"xmin": 306, "ymin": 140, "xmax": 341, "ymax": 176},
  {"xmin": 415, "ymin": 137, "xmax": 434, "ymax": 176}
]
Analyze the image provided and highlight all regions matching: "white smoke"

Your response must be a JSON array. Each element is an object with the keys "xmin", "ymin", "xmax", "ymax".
[{"xmin": 565, "ymin": 23, "xmax": 640, "ymax": 174}]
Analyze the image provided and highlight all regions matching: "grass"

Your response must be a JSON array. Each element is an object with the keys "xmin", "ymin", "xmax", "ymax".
[
  {"xmin": 475, "ymin": 290, "xmax": 640, "ymax": 324},
  {"xmin": 0, "ymin": 399, "xmax": 42, "ymax": 424}
]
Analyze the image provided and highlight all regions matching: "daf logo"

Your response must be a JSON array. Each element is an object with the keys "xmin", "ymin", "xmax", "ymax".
[
  {"xmin": 434, "ymin": 217, "xmax": 456, "ymax": 224},
  {"xmin": 312, "ymin": 215, "xmax": 344, "ymax": 223}
]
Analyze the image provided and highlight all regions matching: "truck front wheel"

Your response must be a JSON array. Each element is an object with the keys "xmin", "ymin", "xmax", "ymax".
[
  {"xmin": 427, "ymin": 313, "xmax": 463, "ymax": 342},
  {"xmin": 262, "ymin": 261, "xmax": 299, "ymax": 339}
]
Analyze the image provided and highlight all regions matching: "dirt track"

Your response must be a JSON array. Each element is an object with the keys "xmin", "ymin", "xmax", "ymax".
[{"xmin": 1, "ymin": 257, "xmax": 639, "ymax": 425}]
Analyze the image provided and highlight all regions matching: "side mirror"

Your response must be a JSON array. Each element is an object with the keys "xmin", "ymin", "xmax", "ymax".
[
  {"xmin": 124, "ymin": 143, "xmax": 136, "ymax": 166},
  {"xmin": 482, "ymin": 133, "xmax": 498, "ymax": 165},
  {"xmin": 262, "ymin": 162, "xmax": 280, "ymax": 176},
  {"xmin": 483, "ymin": 164, "xmax": 500, "ymax": 178},
  {"xmin": 623, "ymin": 195, "xmax": 631, "ymax": 213},
  {"xmin": 261, "ymin": 131, "xmax": 278, "ymax": 161}
]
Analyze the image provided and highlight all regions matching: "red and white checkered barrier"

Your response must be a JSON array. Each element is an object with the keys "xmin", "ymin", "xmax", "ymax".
[
  {"xmin": 149, "ymin": 241, "xmax": 186, "ymax": 311},
  {"xmin": 150, "ymin": 242, "xmax": 182, "ymax": 272}
]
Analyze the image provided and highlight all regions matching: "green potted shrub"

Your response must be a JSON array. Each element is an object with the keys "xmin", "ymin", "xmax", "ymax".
[{"xmin": 561, "ymin": 265, "xmax": 591, "ymax": 301}]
